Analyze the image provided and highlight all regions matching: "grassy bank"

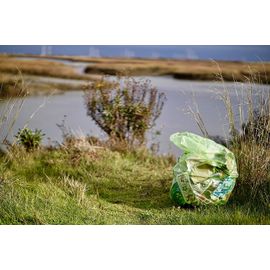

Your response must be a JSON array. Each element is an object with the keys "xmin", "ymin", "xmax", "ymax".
[
  {"xmin": 9, "ymin": 53, "xmax": 270, "ymax": 84},
  {"xmin": 0, "ymin": 55, "xmax": 94, "ymax": 80},
  {"xmin": 2, "ymin": 54, "xmax": 270, "ymax": 97},
  {"xmin": 0, "ymin": 68, "xmax": 269, "ymax": 224},
  {"xmin": 84, "ymin": 59, "xmax": 270, "ymax": 83},
  {"xmin": 0, "ymin": 73, "xmax": 87, "ymax": 97},
  {"xmin": 0, "ymin": 144, "xmax": 269, "ymax": 225},
  {"xmin": 0, "ymin": 55, "xmax": 100, "ymax": 96}
]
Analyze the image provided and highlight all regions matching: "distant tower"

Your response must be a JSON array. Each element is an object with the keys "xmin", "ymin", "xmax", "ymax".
[
  {"xmin": 41, "ymin": 45, "xmax": 52, "ymax": 56},
  {"xmin": 151, "ymin": 52, "xmax": 160, "ymax": 59},
  {"xmin": 47, "ymin": 46, "xmax": 52, "ymax": 55},
  {"xmin": 41, "ymin": 45, "xmax": 47, "ymax": 55},
  {"xmin": 88, "ymin": 47, "xmax": 100, "ymax": 58},
  {"xmin": 124, "ymin": 49, "xmax": 135, "ymax": 58},
  {"xmin": 186, "ymin": 48, "xmax": 198, "ymax": 60}
]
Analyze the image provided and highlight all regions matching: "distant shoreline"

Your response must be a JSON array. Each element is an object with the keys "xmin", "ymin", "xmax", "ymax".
[
  {"xmin": 5, "ymin": 53, "xmax": 270, "ymax": 84},
  {"xmin": 1, "ymin": 53, "xmax": 270, "ymax": 97},
  {"xmin": 6, "ymin": 52, "xmax": 270, "ymax": 65}
]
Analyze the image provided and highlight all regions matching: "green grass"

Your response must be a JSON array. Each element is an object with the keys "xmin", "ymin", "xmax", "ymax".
[{"xmin": 0, "ymin": 146, "xmax": 269, "ymax": 224}]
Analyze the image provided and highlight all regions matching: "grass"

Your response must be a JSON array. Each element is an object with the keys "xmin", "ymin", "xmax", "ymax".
[
  {"xmin": 0, "ymin": 82, "xmax": 26, "ymax": 141},
  {"xmin": 8, "ymin": 53, "xmax": 270, "ymax": 84},
  {"xmin": 217, "ymin": 78, "xmax": 270, "ymax": 209},
  {"xmin": 0, "ymin": 72, "xmax": 85, "ymax": 97},
  {"xmin": 0, "ymin": 70, "xmax": 269, "ymax": 225},
  {"xmin": 0, "ymin": 145, "xmax": 269, "ymax": 225},
  {"xmin": 230, "ymin": 141, "xmax": 270, "ymax": 207},
  {"xmin": 1, "ymin": 54, "xmax": 269, "ymax": 97},
  {"xmin": 0, "ymin": 55, "xmax": 95, "ymax": 81},
  {"xmin": 84, "ymin": 59, "xmax": 270, "ymax": 83},
  {"xmin": 191, "ymin": 74, "xmax": 270, "ymax": 211}
]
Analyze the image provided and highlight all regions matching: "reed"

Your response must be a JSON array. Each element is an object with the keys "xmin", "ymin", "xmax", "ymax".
[
  {"xmin": 0, "ymin": 72, "xmax": 27, "ymax": 148},
  {"xmin": 191, "ymin": 71, "xmax": 270, "ymax": 209}
]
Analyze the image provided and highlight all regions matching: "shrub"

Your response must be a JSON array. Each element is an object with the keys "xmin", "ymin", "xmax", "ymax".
[
  {"xmin": 15, "ymin": 127, "xmax": 44, "ymax": 151},
  {"xmin": 191, "ymin": 76, "xmax": 270, "ymax": 209},
  {"xmin": 84, "ymin": 76, "xmax": 166, "ymax": 147}
]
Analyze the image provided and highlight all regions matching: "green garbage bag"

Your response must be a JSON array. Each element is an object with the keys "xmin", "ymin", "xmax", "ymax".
[{"xmin": 170, "ymin": 132, "xmax": 238, "ymax": 206}]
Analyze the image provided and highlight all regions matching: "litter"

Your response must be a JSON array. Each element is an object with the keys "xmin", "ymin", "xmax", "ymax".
[{"xmin": 170, "ymin": 132, "xmax": 238, "ymax": 206}]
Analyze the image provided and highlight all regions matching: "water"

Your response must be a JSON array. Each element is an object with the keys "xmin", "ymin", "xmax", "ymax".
[
  {"xmin": 1, "ymin": 76, "xmax": 268, "ymax": 156},
  {"xmin": 15, "ymin": 56, "xmax": 91, "ymax": 74}
]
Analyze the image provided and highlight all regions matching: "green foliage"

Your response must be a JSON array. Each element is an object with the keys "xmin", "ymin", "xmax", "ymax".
[
  {"xmin": 84, "ymin": 76, "xmax": 166, "ymax": 146},
  {"xmin": 15, "ymin": 127, "xmax": 44, "ymax": 151}
]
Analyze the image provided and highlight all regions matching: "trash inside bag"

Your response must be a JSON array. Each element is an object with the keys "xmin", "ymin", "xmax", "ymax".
[{"xmin": 170, "ymin": 132, "xmax": 238, "ymax": 206}]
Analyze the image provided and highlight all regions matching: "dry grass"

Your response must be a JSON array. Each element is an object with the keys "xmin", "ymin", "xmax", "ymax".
[
  {"xmin": 231, "ymin": 142, "xmax": 270, "ymax": 207},
  {"xmin": 0, "ymin": 72, "xmax": 85, "ymax": 97},
  {"xmin": 223, "ymin": 83, "xmax": 270, "ymax": 207},
  {"xmin": 4, "ymin": 55, "xmax": 270, "ymax": 83},
  {"xmin": 9, "ymin": 54, "xmax": 270, "ymax": 83},
  {"xmin": 84, "ymin": 59, "xmax": 270, "ymax": 83},
  {"xmin": 58, "ymin": 175, "xmax": 87, "ymax": 205},
  {"xmin": 0, "ymin": 75, "xmax": 26, "ymax": 146},
  {"xmin": 0, "ymin": 55, "xmax": 95, "ymax": 80},
  {"xmin": 191, "ymin": 74, "xmax": 270, "ymax": 208}
]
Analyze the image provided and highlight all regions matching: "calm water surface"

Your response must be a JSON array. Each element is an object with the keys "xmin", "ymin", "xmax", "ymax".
[{"xmin": 1, "ymin": 76, "xmax": 269, "ymax": 156}]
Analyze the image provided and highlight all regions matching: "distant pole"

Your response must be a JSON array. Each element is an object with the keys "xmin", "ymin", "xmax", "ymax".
[
  {"xmin": 89, "ymin": 47, "xmax": 100, "ymax": 58},
  {"xmin": 47, "ymin": 46, "xmax": 52, "ymax": 55},
  {"xmin": 151, "ymin": 52, "xmax": 160, "ymax": 59},
  {"xmin": 41, "ymin": 45, "xmax": 47, "ymax": 55},
  {"xmin": 124, "ymin": 49, "xmax": 135, "ymax": 58}
]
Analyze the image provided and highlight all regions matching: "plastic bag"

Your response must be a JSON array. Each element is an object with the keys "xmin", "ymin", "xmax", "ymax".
[{"xmin": 170, "ymin": 132, "xmax": 238, "ymax": 206}]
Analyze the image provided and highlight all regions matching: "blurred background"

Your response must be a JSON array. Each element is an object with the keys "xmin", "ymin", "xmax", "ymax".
[
  {"xmin": 1, "ymin": 45, "xmax": 270, "ymax": 61},
  {"xmin": 1, "ymin": 45, "xmax": 270, "ymax": 155}
]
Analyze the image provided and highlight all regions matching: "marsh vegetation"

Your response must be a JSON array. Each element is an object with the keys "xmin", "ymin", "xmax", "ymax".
[{"xmin": 1, "ymin": 54, "xmax": 270, "ymax": 97}]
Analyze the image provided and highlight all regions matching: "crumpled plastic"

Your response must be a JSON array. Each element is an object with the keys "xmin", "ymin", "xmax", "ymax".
[{"xmin": 170, "ymin": 132, "xmax": 238, "ymax": 206}]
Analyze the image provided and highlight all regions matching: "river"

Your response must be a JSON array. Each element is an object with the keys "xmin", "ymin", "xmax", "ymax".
[{"xmin": 1, "ymin": 75, "xmax": 269, "ymax": 156}]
